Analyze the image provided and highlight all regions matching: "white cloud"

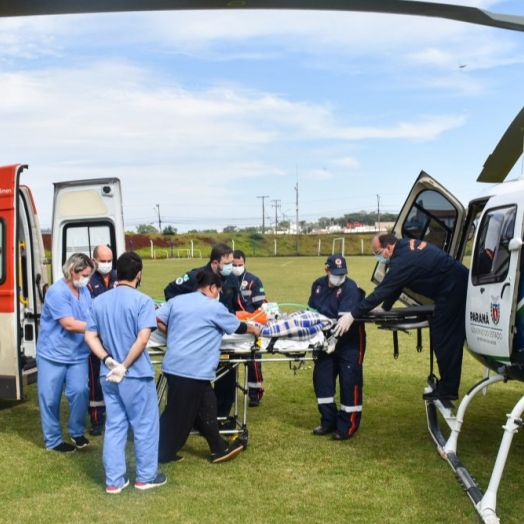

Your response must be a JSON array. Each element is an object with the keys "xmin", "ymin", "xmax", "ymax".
[{"xmin": 0, "ymin": 1, "xmax": 522, "ymax": 231}]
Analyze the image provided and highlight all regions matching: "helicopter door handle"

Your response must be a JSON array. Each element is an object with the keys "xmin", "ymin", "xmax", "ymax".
[{"xmin": 501, "ymin": 282, "xmax": 510, "ymax": 299}]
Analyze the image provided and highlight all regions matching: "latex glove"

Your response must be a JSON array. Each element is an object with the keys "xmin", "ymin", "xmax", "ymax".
[
  {"xmin": 325, "ymin": 335, "xmax": 338, "ymax": 354},
  {"xmin": 370, "ymin": 307, "xmax": 385, "ymax": 315},
  {"xmin": 333, "ymin": 313, "xmax": 354, "ymax": 337},
  {"xmin": 106, "ymin": 364, "xmax": 127, "ymax": 383},
  {"xmin": 104, "ymin": 357, "xmax": 119, "ymax": 370}
]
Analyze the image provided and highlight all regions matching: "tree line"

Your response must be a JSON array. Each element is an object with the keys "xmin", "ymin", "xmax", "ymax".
[{"xmin": 132, "ymin": 210, "xmax": 398, "ymax": 235}]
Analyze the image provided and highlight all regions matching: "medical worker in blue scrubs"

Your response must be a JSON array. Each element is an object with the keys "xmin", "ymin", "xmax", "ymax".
[
  {"xmin": 37, "ymin": 252, "xmax": 95, "ymax": 453},
  {"xmin": 157, "ymin": 271, "xmax": 260, "ymax": 464},
  {"xmin": 85, "ymin": 252, "xmax": 166, "ymax": 494}
]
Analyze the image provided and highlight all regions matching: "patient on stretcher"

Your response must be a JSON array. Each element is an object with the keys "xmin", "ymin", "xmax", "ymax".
[{"xmin": 148, "ymin": 310, "xmax": 335, "ymax": 354}]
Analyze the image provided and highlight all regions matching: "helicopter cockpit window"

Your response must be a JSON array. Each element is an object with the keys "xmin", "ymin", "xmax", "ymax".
[
  {"xmin": 471, "ymin": 206, "xmax": 516, "ymax": 285},
  {"xmin": 401, "ymin": 190, "xmax": 458, "ymax": 252}
]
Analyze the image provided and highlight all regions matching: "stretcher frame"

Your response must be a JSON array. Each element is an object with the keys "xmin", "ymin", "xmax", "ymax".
[{"xmin": 150, "ymin": 338, "xmax": 323, "ymax": 449}]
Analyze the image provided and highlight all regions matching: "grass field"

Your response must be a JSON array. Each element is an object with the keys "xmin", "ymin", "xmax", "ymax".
[{"xmin": 1, "ymin": 256, "xmax": 523, "ymax": 524}]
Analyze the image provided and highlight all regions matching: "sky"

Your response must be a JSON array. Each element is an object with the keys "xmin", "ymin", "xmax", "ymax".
[{"xmin": 1, "ymin": 0, "xmax": 524, "ymax": 232}]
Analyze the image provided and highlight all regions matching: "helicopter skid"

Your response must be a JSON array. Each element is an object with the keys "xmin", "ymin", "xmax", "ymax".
[{"xmin": 425, "ymin": 373, "xmax": 524, "ymax": 524}]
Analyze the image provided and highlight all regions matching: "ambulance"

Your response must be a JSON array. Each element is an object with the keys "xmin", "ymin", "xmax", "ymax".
[{"xmin": 0, "ymin": 164, "xmax": 124, "ymax": 400}]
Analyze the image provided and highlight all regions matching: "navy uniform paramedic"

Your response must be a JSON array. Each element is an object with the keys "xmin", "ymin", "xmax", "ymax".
[
  {"xmin": 87, "ymin": 244, "xmax": 118, "ymax": 436},
  {"xmin": 308, "ymin": 255, "xmax": 366, "ymax": 441},
  {"xmin": 335, "ymin": 233, "xmax": 468, "ymax": 402},
  {"xmin": 85, "ymin": 252, "xmax": 166, "ymax": 493},
  {"xmin": 164, "ymin": 243, "xmax": 240, "ymax": 419},
  {"xmin": 232, "ymin": 249, "xmax": 266, "ymax": 407}
]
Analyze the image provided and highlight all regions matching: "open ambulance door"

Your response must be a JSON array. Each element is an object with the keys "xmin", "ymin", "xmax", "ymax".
[
  {"xmin": 371, "ymin": 171, "xmax": 466, "ymax": 306},
  {"xmin": 0, "ymin": 165, "xmax": 49, "ymax": 400},
  {"xmin": 51, "ymin": 178, "xmax": 125, "ymax": 281}
]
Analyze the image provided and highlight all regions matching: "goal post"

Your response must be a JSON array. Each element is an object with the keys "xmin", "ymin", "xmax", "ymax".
[{"xmin": 332, "ymin": 237, "xmax": 345, "ymax": 256}]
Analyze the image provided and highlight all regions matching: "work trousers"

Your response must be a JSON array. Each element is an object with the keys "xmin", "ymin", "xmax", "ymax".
[
  {"xmin": 37, "ymin": 355, "xmax": 89, "ymax": 449},
  {"xmin": 247, "ymin": 354, "xmax": 264, "ymax": 401},
  {"xmin": 430, "ymin": 272, "xmax": 468, "ymax": 397},
  {"xmin": 101, "ymin": 376, "xmax": 159, "ymax": 488},
  {"xmin": 88, "ymin": 353, "xmax": 105, "ymax": 428},
  {"xmin": 159, "ymin": 373, "xmax": 228, "ymax": 463},
  {"xmin": 313, "ymin": 325, "xmax": 366, "ymax": 437},
  {"xmin": 214, "ymin": 364, "xmax": 237, "ymax": 419}
]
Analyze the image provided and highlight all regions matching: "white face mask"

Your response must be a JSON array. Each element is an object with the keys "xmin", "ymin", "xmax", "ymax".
[
  {"xmin": 232, "ymin": 265, "xmax": 244, "ymax": 277},
  {"xmin": 97, "ymin": 262, "xmax": 113, "ymax": 275},
  {"xmin": 73, "ymin": 276, "xmax": 90, "ymax": 288},
  {"xmin": 328, "ymin": 274, "xmax": 346, "ymax": 287},
  {"xmin": 219, "ymin": 263, "xmax": 233, "ymax": 277}
]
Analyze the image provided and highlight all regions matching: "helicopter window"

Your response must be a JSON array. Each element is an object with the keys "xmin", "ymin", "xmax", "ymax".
[
  {"xmin": 472, "ymin": 206, "xmax": 516, "ymax": 285},
  {"xmin": 401, "ymin": 190, "xmax": 457, "ymax": 251}
]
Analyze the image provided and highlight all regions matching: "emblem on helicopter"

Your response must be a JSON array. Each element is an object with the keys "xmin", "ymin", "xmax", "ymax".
[{"xmin": 490, "ymin": 296, "xmax": 500, "ymax": 325}]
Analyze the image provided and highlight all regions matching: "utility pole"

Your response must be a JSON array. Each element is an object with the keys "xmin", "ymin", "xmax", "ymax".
[
  {"xmin": 295, "ymin": 170, "xmax": 299, "ymax": 234},
  {"xmin": 257, "ymin": 196, "xmax": 269, "ymax": 234},
  {"xmin": 377, "ymin": 194, "xmax": 381, "ymax": 233},
  {"xmin": 153, "ymin": 204, "xmax": 162, "ymax": 233},
  {"xmin": 272, "ymin": 199, "xmax": 281, "ymax": 233}
]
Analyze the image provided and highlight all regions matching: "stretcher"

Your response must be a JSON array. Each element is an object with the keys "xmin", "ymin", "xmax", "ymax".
[{"xmin": 150, "ymin": 310, "xmax": 334, "ymax": 448}]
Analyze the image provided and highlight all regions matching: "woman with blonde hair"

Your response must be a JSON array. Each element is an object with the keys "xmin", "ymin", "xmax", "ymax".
[{"xmin": 37, "ymin": 252, "xmax": 95, "ymax": 452}]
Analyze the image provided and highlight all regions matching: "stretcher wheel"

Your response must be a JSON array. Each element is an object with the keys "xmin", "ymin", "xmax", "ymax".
[{"xmin": 238, "ymin": 430, "xmax": 249, "ymax": 451}]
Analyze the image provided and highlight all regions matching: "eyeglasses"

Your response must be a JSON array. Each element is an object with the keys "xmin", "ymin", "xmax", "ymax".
[{"xmin": 373, "ymin": 247, "xmax": 385, "ymax": 256}]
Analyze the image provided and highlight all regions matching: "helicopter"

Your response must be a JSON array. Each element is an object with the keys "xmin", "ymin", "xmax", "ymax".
[
  {"xmin": 0, "ymin": 0, "xmax": 523, "ymax": 34},
  {"xmin": 358, "ymin": 105, "xmax": 524, "ymax": 524},
  {"xmin": 2, "ymin": 0, "xmax": 524, "ymax": 522}
]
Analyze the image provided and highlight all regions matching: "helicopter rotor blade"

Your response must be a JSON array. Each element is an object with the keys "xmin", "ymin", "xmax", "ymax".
[
  {"xmin": 1, "ymin": 0, "xmax": 524, "ymax": 34},
  {"xmin": 477, "ymin": 106, "xmax": 524, "ymax": 183}
]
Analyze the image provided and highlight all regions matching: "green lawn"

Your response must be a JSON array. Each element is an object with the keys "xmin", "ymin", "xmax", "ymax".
[{"xmin": 1, "ymin": 256, "xmax": 523, "ymax": 523}]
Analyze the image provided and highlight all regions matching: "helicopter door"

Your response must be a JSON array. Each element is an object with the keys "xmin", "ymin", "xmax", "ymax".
[
  {"xmin": 51, "ymin": 178, "xmax": 125, "ymax": 282},
  {"xmin": 371, "ymin": 171, "xmax": 466, "ymax": 306},
  {"xmin": 466, "ymin": 196, "xmax": 523, "ymax": 361}
]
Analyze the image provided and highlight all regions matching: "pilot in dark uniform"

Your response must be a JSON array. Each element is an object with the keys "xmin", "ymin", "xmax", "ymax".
[
  {"xmin": 308, "ymin": 255, "xmax": 366, "ymax": 441},
  {"xmin": 164, "ymin": 243, "xmax": 240, "ymax": 419},
  {"xmin": 335, "ymin": 233, "xmax": 468, "ymax": 401},
  {"xmin": 232, "ymin": 250, "xmax": 266, "ymax": 407}
]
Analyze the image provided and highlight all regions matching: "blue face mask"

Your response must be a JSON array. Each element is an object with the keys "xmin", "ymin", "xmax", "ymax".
[
  {"xmin": 375, "ymin": 253, "xmax": 389, "ymax": 265},
  {"xmin": 219, "ymin": 263, "xmax": 233, "ymax": 277}
]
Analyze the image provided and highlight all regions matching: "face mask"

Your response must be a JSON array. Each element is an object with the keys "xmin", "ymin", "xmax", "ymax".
[
  {"xmin": 136, "ymin": 278, "xmax": 141, "ymax": 288},
  {"xmin": 97, "ymin": 262, "xmax": 112, "ymax": 275},
  {"xmin": 215, "ymin": 292, "xmax": 221, "ymax": 301},
  {"xmin": 73, "ymin": 276, "xmax": 90, "ymax": 288},
  {"xmin": 328, "ymin": 274, "xmax": 346, "ymax": 287},
  {"xmin": 219, "ymin": 263, "xmax": 233, "ymax": 277},
  {"xmin": 375, "ymin": 253, "xmax": 389, "ymax": 265},
  {"xmin": 232, "ymin": 265, "xmax": 244, "ymax": 277}
]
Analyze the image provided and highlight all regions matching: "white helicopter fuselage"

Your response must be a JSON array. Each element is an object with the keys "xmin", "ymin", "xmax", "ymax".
[{"xmin": 464, "ymin": 176, "xmax": 524, "ymax": 382}]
